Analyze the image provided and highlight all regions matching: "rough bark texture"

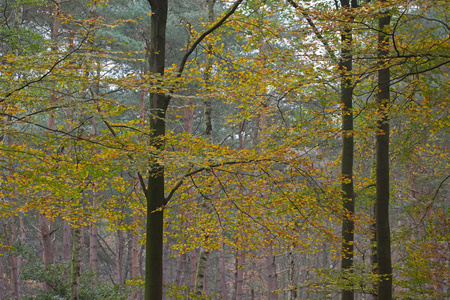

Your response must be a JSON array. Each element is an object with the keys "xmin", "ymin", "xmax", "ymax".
[
  {"xmin": 339, "ymin": 1, "xmax": 355, "ymax": 299},
  {"xmin": 194, "ymin": 246, "xmax": 209, "ymax": 295},
  {"xmin": 144, "ymin": 1, "xmax": 168, "ymax": 300},
  {"xmin": 376, "ymin": 3, "xmax": 392, "ymax": 298}
]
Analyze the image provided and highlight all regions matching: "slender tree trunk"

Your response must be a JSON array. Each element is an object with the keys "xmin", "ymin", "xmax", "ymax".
[
  {"xmin": 339, "ymin": 1, "xmax": 355, "ymax": 300},
  {"xmin": 190, "ymin": 249, "xmax": 199, "ymax": 289},
  {"xmin": 116, "ymin": 230, "xmax": 124, "ymax": 285},
  {"xmin": 194, "ymin": 2, "xmax": 216, "ymax": 294},
  {"xmin": 370, "ymin": 203, "xmax": 378, "ymax": 300},
  {"xmin": 218, "ymin": 241, "xmax": 228, "ymax": 299},
  {"xmin": 39, "ymin": 214, "xmax": 54, "ymax": 291},
  {"xmin": 130, "ymin": 220, "xmax": 140, "ymax": 300},
  {"xmin": 203, "ymin": 0, "xmax": 215, "ymax": 141},
  {"xmin": 234, "ymin": 249, "xmax": 245, "ymax": 300},
  {"xmin": 376, "ymin": 2, "xmax": 392, "ymax": 299},
  {"xmin": 0, "ymin": 250, "xmax": 4, "ymax": 300},
  {"xmin": 266, "ymin": 254, "xmax": 278, "ymax": 300},
  {"xmin": 70, "ymin": 227, "xmax": 81, "ymax": 300},
  {"xmin": 162, "ymin": 240, "xmax": 171, "ymax": 300},
  {"xmin": 144, "ymin": 2, "xmax": 168, "ymax": 300},
  {"xmin": 174, "ymin": 252, "xmax": 187, "ymax": 288},
  {"xmin": 89, "ymin": 217, "xmax": 99, "ymax": 273},
  {"xmin": 288, "ymin": 248, "xmax": 297, "ymax": 300},
  {"xmin": 3, "ymin": 221, "xmax": 19, "ymax": 298}
]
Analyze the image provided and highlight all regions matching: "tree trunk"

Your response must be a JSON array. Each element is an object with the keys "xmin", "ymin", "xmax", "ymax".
[
  {"xmin": 370, "ymin": 203, "xmax": 378, "ymax": 300},
  {"xmin": 218, "ymin": 241, "xmax": 228, "ymax": 299},
  {"xmin": 267, "ymin": 254, "xmax": 278, "ymax": 300},
  {"xmin": 39, "ymin": 214, "xmax": 53, "ymax": 291},
  {"xmin": 0, "ymin": 250, "xmax": 4, "ymax": 300},
  {"xmin": 89, "ymin": 187, "xmax": 99, "ymax": 273},
  {"xmin": 144, "ymin": 2, "xmax": 168, "ymax": 300},
  {"xmin": 70, "ymin": 227, "xmax": 81, "ymax": 300},
  {"xmin": 203, "ymin": 0, "xmax": 215, "ymax": 141},
  {"xmin": 174, "ymin": 252, "xmax": 187, "ymax": 288},
  {"xmin": 130, "ymin": 221, "xmax": 140, "ymax": 300},
  {"xmin": 339, "ymin": 1, "xmax": 355, "ymax": 300},
  {"xmin": 288, "ymin": 249, "xmax": 297, "ymax": 300},
  {"xmin": 234, "ymin": 249, "xmax": 245, "ymax": 300},
  {"xmin": 3, "ymin": 221, "xmax": 19, "ymax": 298},
  {"xmin": 194, "ymin": 247, "xmax": 209, "ymax": 296},
  {"xmin": 116, "ymin": 230, "xmax": 124, "ymax": 285},
  {"xmin": 376, "ymin": 2, "xmax": 392, "ymax": 299}
]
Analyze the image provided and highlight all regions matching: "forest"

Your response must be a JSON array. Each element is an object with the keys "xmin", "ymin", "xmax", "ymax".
[{"xmin": 0, "ymin": 0, "xmax": 448, "ymax": 299}]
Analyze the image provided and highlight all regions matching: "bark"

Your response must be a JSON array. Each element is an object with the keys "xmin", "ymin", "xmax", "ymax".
[
  {"xmin": 217, "ymin": 241, "xmax": 228, "ymax": 299},
  {"xmin": 89, "ymin": 85, "xmax": 99, "ymax": 273},
  {"xmin": 370, "ymin": 203, "xmax": 378, "ymax": 300},
  {"xmin": 17, "ymin": 216, "xmax": 25, "ymax": 281},
  {"xmin": 39, "ymin": 214, "xmax": 54, "ymax": 291},
  {"xmin": 89, "ymin": 221, "xmax": 99, "ymax": 273},
  {"xmin": 288, "ymin": 250, "xmax": 297, "ymax": 300},
  {"xmin": 266, "ymin": 254, "xmax": 278, "ymax": 300},
  {"xmin": 144, "ymin": 2, "xmax": 168, "ymax": 300},
  {"xmin": 130, "ymin": 222, "xmax": 140, "ymax": 300},
  {"xmin": 233, "ymin": 249, "xmax": 245, "ymax": 300},
  {"xmin": 339, "ymin": 1, "xmax": 355, "ymax": 299},
  {"xmin": 162, "ymin": 238, "xmax": 170, "ymax": 299},
  {"xmin": 116, "ymin": 230, "xmax": 125, "ymax": 285},
  {"xmin": 376, "ymin": 3, "xmax": 392, "ymax": 299},
  {"xmin": 70, "ymin": 227, "xmax": 81, "ymax": 300},
  {"xmin": 3, "ymin": 221, "xmax": 19, "ymax": 298},
  {"xmin": 194, "ymin": 247, "xmax": 209, "ymax": 296},
  {"xmin": 174, "ymin": 252, "xmax": 187, "ymax": 288},
  {"xmin": 190, "ymin": 249, "xmax": 199, "ymax": 289},
  {"xmin": 203, "ymin": 0, "xmax": 215, "ymax": 141},
  {"xmin": 0, "ymin": 251, "xmax": 4, "ymax": 300}
]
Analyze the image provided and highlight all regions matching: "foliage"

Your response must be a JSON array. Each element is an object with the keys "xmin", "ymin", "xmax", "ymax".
[{"xmin": 0, "ymin": 0, "xmax": 448, "ymax": 299}]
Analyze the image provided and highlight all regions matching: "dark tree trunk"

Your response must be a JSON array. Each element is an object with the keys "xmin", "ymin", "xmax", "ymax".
[
  {"xmin": 339, "ymin": 1, "xmax": 355, "ymax": 299},
  {"xmin": 144, "ymin": 1, "xmax": 168, "ymax": 300},
  {"xmin": 376, "ymin": 2, "xmax": 392, "ymax": 299}
]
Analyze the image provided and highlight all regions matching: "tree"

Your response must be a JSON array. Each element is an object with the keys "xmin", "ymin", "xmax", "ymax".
[{"xmin": 375, "ymin": 1, "xmax": 392, "ymax": 298}]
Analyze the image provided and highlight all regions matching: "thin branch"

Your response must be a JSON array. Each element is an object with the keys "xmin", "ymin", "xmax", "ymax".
[
  {"xmin": 286, "ymin": 0, "xmax": 337, "ymax": 63},
  {"xmin": 177, "ymin": 0, "xmax": 244, "ymax": 76},
  {"xmin": 165, "ymin": 159, "xmax": 267, "ymax": 203}
]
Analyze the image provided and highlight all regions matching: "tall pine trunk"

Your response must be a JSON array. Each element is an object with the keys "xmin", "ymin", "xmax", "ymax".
[{"xmin": 376, "ymin": 2, "xmax": 392, "ymax": 298}]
